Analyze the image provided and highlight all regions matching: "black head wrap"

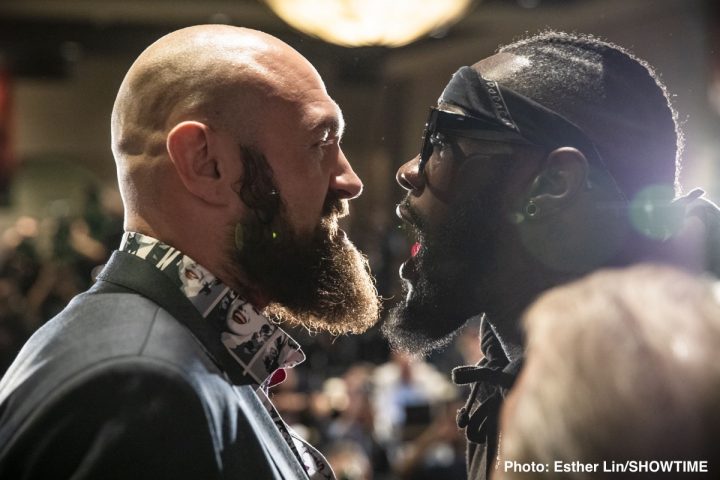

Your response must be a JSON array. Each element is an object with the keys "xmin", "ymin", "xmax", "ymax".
[{"xmin": 422, "ymin": 66, "xmax": 626, "ymax": 201}]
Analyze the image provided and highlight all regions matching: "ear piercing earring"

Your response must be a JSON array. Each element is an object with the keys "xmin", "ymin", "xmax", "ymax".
[{"xmin": 524, "ymin": 200, "xmax": 539, "ymax": 218}]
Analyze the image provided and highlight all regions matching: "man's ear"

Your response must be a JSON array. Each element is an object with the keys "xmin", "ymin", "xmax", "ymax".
[
  {"xmin": 167, "ymin": 121, "xmax": 226, "ymax": 206},
  {"xmin": 521, "ymin": 147, "xmax": 589, "ymax": 220}
]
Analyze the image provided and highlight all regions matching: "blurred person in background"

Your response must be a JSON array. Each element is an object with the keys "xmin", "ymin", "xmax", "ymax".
[
  {"xmin": 324, "ymin": 364, "xmax": 391, "ymax": 478},
  {"xmin": 372, "ymin": 351, "xmax": 458, "ymax": 475},
  {"xmin": 325, "ymin": 441, "xmax": 373, "ymax": 480},
  {"xmin": 0, "ymin": 217, "xmax": 42, "ymax": 371},
  {"xmin": 0, "ymin": 277, "xmax": 26, "ymax": 373},
  {"xmin": 395, "ymin": 399, "xmax": 467, "ymax": 480},
  {"xmin": 497, "ymin": 264, "xmax": 720, "ymax": 479},
  {"xmin": 384, "ymin": 30, "xmax": 720, "ymax": 479},
  {"xmin": 0, "ymin": 188, "xmax": 124, "ymax": 373},
  {"xmin": 0, "ymin": 24, "xmax": 380, "ymax": 479}
]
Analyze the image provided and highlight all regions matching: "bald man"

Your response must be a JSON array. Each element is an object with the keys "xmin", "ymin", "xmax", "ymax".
[{"xmin": 0, "ymin": 25, "xmax": 380, "ymax": 479}]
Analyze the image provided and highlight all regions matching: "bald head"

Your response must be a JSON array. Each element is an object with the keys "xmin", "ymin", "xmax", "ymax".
[
  {"xmin": 111, "ymin": 25, "xmax": 327, "ymax": 220},
  {"xmin": 112, "ymin": 25, "xmax": 323, "ymax": 154}
]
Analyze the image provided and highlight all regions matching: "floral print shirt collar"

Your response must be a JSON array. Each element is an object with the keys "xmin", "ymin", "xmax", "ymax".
[{"xmin": 119, "ymin": 231, "xmax": 305, "ymax": 387}]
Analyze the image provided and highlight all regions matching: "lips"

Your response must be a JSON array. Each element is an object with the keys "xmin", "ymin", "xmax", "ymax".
[{"xmin": 396, "ymin": 203, "xmax": 422, "ymax": 282}]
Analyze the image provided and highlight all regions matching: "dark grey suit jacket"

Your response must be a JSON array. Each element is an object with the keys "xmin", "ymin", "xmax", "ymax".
[{"xmin": 0, "ymin": 251, "xmax": 309, "ymax": 479}]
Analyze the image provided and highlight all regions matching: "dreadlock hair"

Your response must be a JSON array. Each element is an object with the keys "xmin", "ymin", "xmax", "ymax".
[{"xmin": 498, "ymin": 31, "xmax": 683, "ymax": 201}]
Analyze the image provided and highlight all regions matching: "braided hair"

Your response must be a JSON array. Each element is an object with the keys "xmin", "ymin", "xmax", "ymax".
[{"xmin": 498, "ymin": 31, "xmax": 682, "ymax": 201}]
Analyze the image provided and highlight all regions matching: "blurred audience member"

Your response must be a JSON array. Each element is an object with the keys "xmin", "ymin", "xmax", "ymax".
[
  {"xmin": 373, "ymin": 352, "xmax": 457, "ymax": 456},
  {"xmin": 326, "ymin": 364, "xmax": 391, "ymax": 477},
  {"xmin": 326, "ymin": 441, "xmax": 373, "ymax": 480},
  {"xmin": 0, "ymin": 278, "xmax": 26, "ymax": 372},
  {"xmin": 0, "ymin": 217, "xmax": 42, "ymax": 370},
  {"xmin": 0, "ymin": 186, "xmax": 124, "ymax": 373},
  {"xmin": 397, "ymin": 399, "xmax": 467, "ymax": 480},
  {"xmin": 0, "ymin": 217, "xmax": 41, "ymax": 295},
  {"xmin": 498, "ymin": 264, "xmax": 720, "ymax": 479}
]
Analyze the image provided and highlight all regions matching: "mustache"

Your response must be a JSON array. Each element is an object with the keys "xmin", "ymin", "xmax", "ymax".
[
  {"xmin": 398, "ymin": 196, "xmax": 426, "ymax": 232},
  {"xmin": 322, "ymin": 194, "xmax": 349, "ymax": 220}
]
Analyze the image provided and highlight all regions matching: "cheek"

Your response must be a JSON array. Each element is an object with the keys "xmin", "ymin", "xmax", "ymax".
[
  {"xmin": 423, "ymin": 153, "xmax": 458, "ymax": 193},
  {"xmin": 454, "ymin": 159, "xmax": 499, "ymax": 195},
  {"xmin": 414, "ymin": 191, "xmax": 452, "ymax": 228},
  {"xmin": 421, "ymin": 162, "xmax": 487, "ymax": 217},
  {"xmin": 276, "ymin": 171, "xmax": 328, "ymax": 232}
]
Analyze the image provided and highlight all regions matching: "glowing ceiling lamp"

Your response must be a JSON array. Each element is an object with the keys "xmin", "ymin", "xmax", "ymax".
[{"xmin": 264, "ymin": 0, "xmax": 475, "ymax": 48}]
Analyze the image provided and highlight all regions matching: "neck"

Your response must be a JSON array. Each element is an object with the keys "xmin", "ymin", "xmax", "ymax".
[
  {"xmin": 210, "ymin": 259, "xmax": 269, "ymax": 309},
  {"xmin": 479, "ymin": 265, "xmax": 578, "ymax": 360},
  {"xmin": 123, "ymin": 227, "xmax": 269, "ymax": 308}
]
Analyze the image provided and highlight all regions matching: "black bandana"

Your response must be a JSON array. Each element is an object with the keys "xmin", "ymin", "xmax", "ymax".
[{"xmin": 433, "ymin": 66, "xmax": 627, "ymax": 201}]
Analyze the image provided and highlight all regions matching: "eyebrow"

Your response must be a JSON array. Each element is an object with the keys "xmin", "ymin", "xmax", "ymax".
[{"xmin": 310, "ymin": 106, "xmax": 346, "ymax": 139}]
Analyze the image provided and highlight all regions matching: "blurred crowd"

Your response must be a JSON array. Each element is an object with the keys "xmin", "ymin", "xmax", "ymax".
[
  {"xmin": 0, "ymin": 186, "xmax": 480, "ymax": 480},
  {"xmin": 267, "ymin": 348, "xmax": 466, "ymax": 480},
  {"xmin": 0, "ymin": 186, "xmax": 123, "ymax": 371}
]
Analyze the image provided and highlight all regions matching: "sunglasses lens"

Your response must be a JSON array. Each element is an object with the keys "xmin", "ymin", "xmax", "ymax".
[{"xmin": 419, "ymin": 138, "xmax": 431, "ymax": 172}]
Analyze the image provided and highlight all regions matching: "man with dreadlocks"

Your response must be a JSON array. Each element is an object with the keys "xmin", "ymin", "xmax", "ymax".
[{"xmin": 383, "ymin": 31, "xmax": 720, "ymax": 479}]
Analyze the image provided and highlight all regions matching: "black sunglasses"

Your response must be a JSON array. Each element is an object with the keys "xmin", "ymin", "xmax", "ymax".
[{"xmin": 419, "ymin": 107, "xmax": 535, "ymax": 174}]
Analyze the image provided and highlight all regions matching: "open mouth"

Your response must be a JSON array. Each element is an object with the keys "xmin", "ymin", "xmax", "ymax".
[
  {"xmin": 396, "ymin": 203, "xmax": 423, "ymax": 282},
  {"xmin": 410, "ymin": 242, "xmax": 422, "ymax": 258},
  {"xmin": 398, "ymin": 240, "xmax": 422, "ymax": 285}
]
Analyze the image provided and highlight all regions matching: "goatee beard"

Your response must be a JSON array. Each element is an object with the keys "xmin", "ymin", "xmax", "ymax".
[
  {"xmin": 231, "ymin": 197, "xmax": 381, "ymax": 336},
  {"xmin": 382, "ymin": 249, "xmax": 471, "ymax": 357},
  {"xmin": 382, "ymin": 196, "xmax": 496, "ymax": 356}
]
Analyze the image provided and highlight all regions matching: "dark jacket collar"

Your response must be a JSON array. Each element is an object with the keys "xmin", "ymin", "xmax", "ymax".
[{"xmin": 93, "ymin": 246, "xmax": 303, "ymax": 387}]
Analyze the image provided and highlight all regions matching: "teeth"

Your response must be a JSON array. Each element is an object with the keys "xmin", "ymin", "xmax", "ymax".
[{"xmin": 411, "ymin": 242, "xmax": 422, "ymax": 257}]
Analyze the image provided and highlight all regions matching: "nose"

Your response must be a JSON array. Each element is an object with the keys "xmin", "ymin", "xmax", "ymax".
[
  {"xmin": 330, "ymin": 148, "xmax": 363, "ymax": 200},
  {"xmin": 396, "ymin": 155, "xmax": 424, "ymax": 192}
]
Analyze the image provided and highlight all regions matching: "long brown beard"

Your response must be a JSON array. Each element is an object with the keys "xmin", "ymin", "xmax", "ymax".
[{"xmin": 229, "ymin": 147, "xmax": 380, "ymax": 335}]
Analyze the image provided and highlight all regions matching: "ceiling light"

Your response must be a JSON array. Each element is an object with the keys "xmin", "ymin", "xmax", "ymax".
[{"xmin": 264, "ymin": 0, "xmax": 474, "ymax": 48}]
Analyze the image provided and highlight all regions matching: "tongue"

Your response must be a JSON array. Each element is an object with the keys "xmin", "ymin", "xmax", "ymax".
[{"xmin": 411, "ymin": 242, "xmax": 422, "ymax": 257}]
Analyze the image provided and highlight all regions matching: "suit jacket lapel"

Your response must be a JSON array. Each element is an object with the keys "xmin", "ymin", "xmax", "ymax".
[{"xmin": 93, "ymin": 251, "xmax": 254, "ymax": 386}]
